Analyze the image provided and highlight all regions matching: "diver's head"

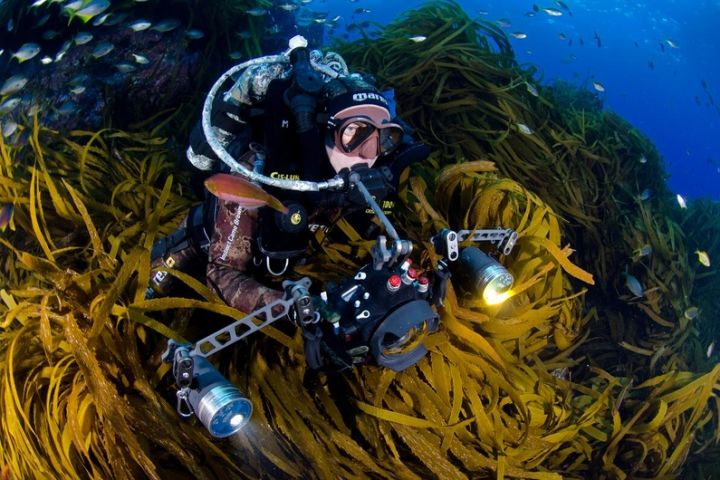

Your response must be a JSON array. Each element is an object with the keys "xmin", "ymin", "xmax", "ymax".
[{"xmin": 324, "ymin": 77, "xmax": 404, "ymax": 173}]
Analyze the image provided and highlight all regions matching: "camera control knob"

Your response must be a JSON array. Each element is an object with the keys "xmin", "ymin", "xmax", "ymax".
[{"xmin": 386, "ymin": 274, "xmax": 402, "ymax": 292}]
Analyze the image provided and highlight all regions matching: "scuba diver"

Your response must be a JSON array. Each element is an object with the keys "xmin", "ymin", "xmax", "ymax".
[
  {"xmin": 150, "ymin": 37, "xmax": 435, "ymax": 373},
  {"xmin": 154, "ymin": 37, "xmax": 516, "ymax": 437}
]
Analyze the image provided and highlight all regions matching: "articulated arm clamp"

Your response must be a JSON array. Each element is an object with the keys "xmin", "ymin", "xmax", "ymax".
[{"xmin": 190, "ymin": 278, "xmax": 312, "ymax": 358}]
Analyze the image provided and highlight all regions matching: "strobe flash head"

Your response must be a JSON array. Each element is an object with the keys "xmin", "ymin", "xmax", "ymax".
[
  {"xmin": 185, "ymin": 355, "xmax": 253, "ymax": 438},
  {"xmin": 453, "ymin": 247, "xmax": 513, "ymax": 306}
]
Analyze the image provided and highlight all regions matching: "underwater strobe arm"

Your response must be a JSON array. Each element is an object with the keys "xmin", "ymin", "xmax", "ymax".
[{"xmin": 162, "ymin": 278, "xmax": 314, "ymax": 438}]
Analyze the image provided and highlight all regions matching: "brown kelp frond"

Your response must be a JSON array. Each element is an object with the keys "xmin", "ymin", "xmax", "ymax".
[{"xmin": 0, "ymin": 124, "xmax": 242, "ymax": 479}]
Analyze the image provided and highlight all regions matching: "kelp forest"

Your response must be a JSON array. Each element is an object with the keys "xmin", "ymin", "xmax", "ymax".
[{"xmin": 1, "ymin": 1, "xmax": 720, "ymax": 479}]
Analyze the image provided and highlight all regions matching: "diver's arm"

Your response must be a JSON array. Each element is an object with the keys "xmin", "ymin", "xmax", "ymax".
[{"xmin": 205, "ymin": 199, "xmax": 283, "ymax": 313}]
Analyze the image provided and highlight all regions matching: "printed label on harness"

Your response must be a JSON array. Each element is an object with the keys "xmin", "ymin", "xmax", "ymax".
[{"xmin": 220, "ymin": 206, "xmax": 244, "ymax": 261}]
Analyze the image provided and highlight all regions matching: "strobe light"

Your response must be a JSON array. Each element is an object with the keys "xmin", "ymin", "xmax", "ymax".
[
  {"xmin": 453, "ymin": 247, "xmax": 514, "ymax": 305},
  {"xmin": 185, "ymin": 355, "xmax": 252, "ymax": 438}
]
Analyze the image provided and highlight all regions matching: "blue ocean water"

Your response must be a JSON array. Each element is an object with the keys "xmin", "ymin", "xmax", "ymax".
[{"xmin": 321, "ymin": 0, "xmax": 720, "ymax": 201}]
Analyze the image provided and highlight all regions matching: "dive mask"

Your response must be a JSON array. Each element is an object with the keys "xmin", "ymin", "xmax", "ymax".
[{"xmin": 328, "ymin": 115, "xmax": 405, "ymax": 157}]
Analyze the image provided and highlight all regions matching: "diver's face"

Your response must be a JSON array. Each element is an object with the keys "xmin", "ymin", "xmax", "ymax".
[{"xmin": 326, "ymin": 104, "xmax": 391, "ymax": 173}]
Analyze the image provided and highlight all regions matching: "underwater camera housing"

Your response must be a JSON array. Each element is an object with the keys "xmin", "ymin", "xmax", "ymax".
[{"xmin": 162, "ymin": 170, "xmax": 517, "ymax": 438}]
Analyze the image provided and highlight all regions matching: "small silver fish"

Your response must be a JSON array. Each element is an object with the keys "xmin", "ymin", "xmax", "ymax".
[
  {"xmin": 0, "ymin": 98, "xmax": 21, "ymax": 115},
  {"xmin": 1, "ymin": 121, "xmax": 18, "ymax": 138},
  {"xmin": 40, "ymin": 55, "xmax": 53, "ymax": 65},
  {"xmin": 41, "ymin": 29, "xmax": 60, "ymax": 40},
  {"xmin": 695, "ymin": 250, "xmax": 711, "ymax": 267},
  {"xmin": 408, "ymin": 35, "xmax": 427, "ymax": 42},
  {"xmin": 623, "ymin": 271, "xmax": 644, "ymax": 298},
  {"xmin": 632, "ymin": 244, "xmax": 653, "ymax": 258},
  {"xmin": 36, "ymin": 13, "xmax": 51, "ymax": 27},
  {"xmin": 526, "ymin": 82, "xmax": 539, "ymax": 97},
  {"xmin": 638, "ymin": 155, "xmax": 648, "ymax": 164},
  {"xmin": 74, "ymin": 32, "xmax": 94, "ymax": 45},
  {"xmin": 91, "ymin": 41, "xmax": 114, "ymax": 58},
  {"xmin": 69, "ymin": 74, "xmax": 90, "ymax": 86},
  {"xmin": 185, "ymin": 29, "xmax": 205, "ymax": 39},
  {"xmin": 676, "ymin": 194, "xmax": 687, "ymax": 209},
  {"xmin": 55, "ymin": 40, "xmax": 73, "ymax": 62},
  {"xmin": 131, "ymin": 53, "xmax": 150, "ymax": 64},
  {"xmin": 637, "ymin": 188, "xmax": 652, "ymax": 201},
  {"xmin": 246, "ymin": 8, "xmax": 267, "ymax": 16},
  {"xmin": 92, "ymin": 12, "xmax": 112, "ymax": 26},
  {"xmin": 69, "ymin": 85, "xmax": 86, "ymax": 95},
  {"xmin": 278, "ymin": 3, "xmax": 298, "ymax": 11},
  {"xmin": 0, "ymin": 75, "xmax": 28, "ymax": 96},
  {"xmin": 707, "ymin": 341, "xmax": 715, "ymax": 358},
  {"xmin": 63, "ymin": 0, "xmax": 84, "ymax": 12},
  {"xmin": 543, "ymin": 8, "xmax": 563, "ymax": 16},
  {"xmin": 516, "ymin": 123, "xmax": 534, "ymax": 135},
  {"xmin": 592, "ymin": 81, "xmax": 605, "ymax": 92},
  {"xmin": 56, "ymin": 101, "xmax": 76, "ymax": 116},
  {"xmin": 510, "ymin": 32, "xmax": 527, "ymax": 39},
  {"xmin": 152, "ymin": 18, "xmax": 181, "ymax": 32},
  {"xmin": 128, "ymin": 19, "xmax": 152, "ymax": 31},
  {"xmin": 75, "ymin": 0, "xmax": 110, "ymax": 23},
  {"xmin": 12, "ymin": 43, "xmax": 41, "ymax": 63},
  {"xmin": 103, "ymin": 12, "xmax": 128, "ymax": 26},
  {"xmin": 115, "ymin": 62, "xmax": 136, "ymax": 73}
]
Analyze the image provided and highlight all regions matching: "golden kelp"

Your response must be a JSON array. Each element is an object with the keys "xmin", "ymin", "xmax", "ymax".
[
  {"xmin": 334, "ymin": 1, "xmax": 719, "ymax": 477},
  {"xmin": 2, "ymin": 0, "xmax": 719, "ymax": 478},
  {"xmin": 0, "ymin": 123, "xmax": 241, "ymax": 479}
]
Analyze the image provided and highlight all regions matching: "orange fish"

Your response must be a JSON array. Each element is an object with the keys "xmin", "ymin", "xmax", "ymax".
[
  {"xmin": 0, "ymin": 204, "xmax": 14, "ymax": 231},
  {"xmin": 204, "ymin": 174, "xmax": 288, "ymax": 213}
]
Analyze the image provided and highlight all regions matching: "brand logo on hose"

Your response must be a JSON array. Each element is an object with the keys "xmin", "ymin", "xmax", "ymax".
[
  {"xmin": 270, "ymin": 171, "xmax": 300, "ymax": 180},
  {"xmin": 352, "ymin": 92, "xmax": 387, "ymax": 105}
]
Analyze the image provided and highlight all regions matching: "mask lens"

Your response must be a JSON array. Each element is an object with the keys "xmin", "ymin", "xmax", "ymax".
[
  {"xmin": 335, "ymin": 117, "xmax": 405, "ymax": 155},
  {"xmin": 339, "ymin": 121, "xmax": 375, "ymax": 152},
  {"xmin": 379, "ymin": 126, "xmax": 403, "ymax": 154}
]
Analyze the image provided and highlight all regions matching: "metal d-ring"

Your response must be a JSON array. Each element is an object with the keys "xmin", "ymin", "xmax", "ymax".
[{"xmin": 266, "ymin": 257, "xmax": 289, "ymax": 276}]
